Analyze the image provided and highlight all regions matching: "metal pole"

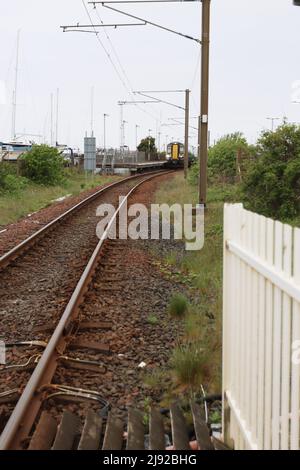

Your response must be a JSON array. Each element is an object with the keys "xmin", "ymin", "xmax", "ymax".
[
  {"xmin": 91, "ymin": 86, "xmax": 94, "ymax": 136},
  {"xmin": 12, "ymin": 30, "xmax": 20, "ymax": 141},
  {"xmin": 135, "ymin": 124, "xmax": 139, "ymax": 149},
  {"xmin": 104, "ymin": 113, "xmax": 108, "ymax": 150},
  {"xmin": 184, "ymin": 89, "xmax": 190, "ymax": 179},
  {"xmin": 148, "ymin": 129, "xmax": 152, "ymax": 161},
  {"xmin": 119, "ymin": 103, "xmax": 124, "ymax": 151},
  {"xmin": 199, "ymin": 0, "xmax": 211, "ymax": 205},
  {"xmin": 50, "ymin": 93, "xmax": 54, "ymax": 147},
  {"xmin": 56, "ymin": 88, "xmax": 59, "ymax": 146}
]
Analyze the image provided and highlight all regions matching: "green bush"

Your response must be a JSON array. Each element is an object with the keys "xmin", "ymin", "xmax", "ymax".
[
  {"xmin": 208, "ymin": 133, "xmax": 253, "ymax": 183},
  {"xmin": 20, "ymin": 145, "xmax": 65, "ymax": 186},
  {"xmin": 0, "ymin": 163, "xmax": 28, "ymax": 193},
  {"xmin": 242, "ymin": 124, "xmax": 300, "ymax": 220},
  {"xmin": 168, "ymin": 293, "xmax": 189, "ymax": 319},
  {"xmin": 188, "ymin": 133, "xmax": 253, "ymax": 186},
  {"xmin": 188, "ymin": 161, "xmax": 199, "ymax": 186}
]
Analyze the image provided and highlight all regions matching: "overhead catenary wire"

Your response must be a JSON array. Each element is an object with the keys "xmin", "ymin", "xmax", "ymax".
[
  {"xmin": 81, "ymin": 0, "xmax": 131, "ymax": 93},
  {"xmin": 81, "ymin": 0, "xmax": 162, "ymax": 124},
  {"xmin": 79, "ymin": 0, "xmax": 192, "ymax": 143},
  {"xmin": 93, "ymin": 5, "xmax": 163, "ymax": 122}
]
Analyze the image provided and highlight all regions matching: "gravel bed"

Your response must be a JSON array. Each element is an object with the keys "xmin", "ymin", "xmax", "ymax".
[
  {"xmin": 39, "ymin": 173, "xmax": 192, "ymax": 423},
  {"xmin": 0, "ymin": 173, "xmax": 178, "ymax": 433},
  {"xmin": 0, "ymin": 177, "xmax": 122, "ymax": 258}
]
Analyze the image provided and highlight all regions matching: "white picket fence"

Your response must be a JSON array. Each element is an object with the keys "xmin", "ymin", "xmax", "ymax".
[{"xmin": 222, "ymin": 204, "xmax": 300, "ymax": 450}]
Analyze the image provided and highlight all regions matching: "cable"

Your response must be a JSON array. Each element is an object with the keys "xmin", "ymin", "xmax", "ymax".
[
  {"xmin": 82, "ymin": 0, "xmax": 161, "ymax": 124},
  {"xmin": 94, "ymin": 8, "xmax": 134, "ymax": 93},
  {"xmin": 82, "ymin": 0, "xmax": 129, "ymax": 92},
  {"xmin": 190, "ymin": 49, "xmax": 200, "ymax": 91},
  {"xmin": 93, "ymin": 5, "xmax": 163, "ymax": 121}
]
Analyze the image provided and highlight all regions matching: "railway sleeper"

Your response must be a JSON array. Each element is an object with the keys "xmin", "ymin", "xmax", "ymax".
[{"xmin": 26, "ymin": 402, "xmax": 230, "ymax": 451}]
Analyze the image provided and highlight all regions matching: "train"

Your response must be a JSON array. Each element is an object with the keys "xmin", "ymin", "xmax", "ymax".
[{"xmin": 164, "ymin": 141, "xmax": 195, "ymax": 168}]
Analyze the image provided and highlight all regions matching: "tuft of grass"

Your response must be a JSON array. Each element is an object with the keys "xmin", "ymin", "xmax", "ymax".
[
  {"xmin": 210, "ymin": 409, "xmax": 222, "ymax": 424},
  {"xmin": 147, "ymin": 314, "xmax": 159, "ymax": 326},
  {"xmin": 170, "ymin": 343, "xmax": 208, "ymax": 390},
  {"xmin": 184, "ymin": 309, "xmax": 207, "ymax": 342},
  {"xmin": 143, "ymin": 369, "xmax": 168, "ymax": 391},
  {"xmin": 168, "ymin": 293, "xmax": 189, "ymax": 319}
]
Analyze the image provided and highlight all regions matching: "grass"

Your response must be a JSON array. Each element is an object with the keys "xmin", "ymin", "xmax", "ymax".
[
  {"xmin": 0, "ymin": 169, "xmax": 118, "ymax": 226},
  {"xmin": 168, "ymin": 293, "xmax": 189, "ymax": 319},
  {"xmin": 143, "ymin": 369, "xmax": 168, "ymax": 391},
  {"xmin": 147, "ymin": 314, "xmax": 159, "ymax": 326},
  {"xmin": 154, "ymin": 173, "xmax": 239, "ymax": 393},
  {"xmin": 170, "ymin": 343, "xmax": 208, "ymax": 391}
]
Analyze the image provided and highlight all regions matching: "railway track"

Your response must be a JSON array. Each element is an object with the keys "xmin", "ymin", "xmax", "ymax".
[{"xmin": 0, "ymin": 170, "xmax": 176, "ymax": 450}]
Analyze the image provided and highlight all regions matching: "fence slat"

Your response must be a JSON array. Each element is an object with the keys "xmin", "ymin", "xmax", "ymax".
[
  {"xmin": 291, "ymin": 228, "xmax": 300, "ymax": 449},
  {"xmin": 257, "ymin": 215, "xmax": 266, "ymax": 449},
  {"xmin": 250, "ymin": 213, "xmax": 259, "ymax": 445},
  {"xmin": 280, "ymin": 224, "xmax": 293, "ymax": 449},
  {"xmin": 245, "ymin": 211, "xmax": 252, "ymax": 429},
  {"xmin": 223, "ymin": 205, "xmax": 300, "ymax": 450},
  {"xmin": 272, "ymin": 221, "xmax": 283, "ymax": 450}
]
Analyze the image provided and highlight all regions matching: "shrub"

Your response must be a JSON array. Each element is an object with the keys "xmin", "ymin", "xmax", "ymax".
[
  {"xmin": 0, "ymin": 163, "xmax": 28, "ymax": 193},
  {"xmin": 241, "ymin": 123, "xmax": 300, "ymax": 220},
  {"xmin": 188, "ymin": 133, "xmax": 253, "ymax": 186},
  {"xmin": 208, "ymin": 132, "xmax": 253, "ymax": 183},
  {"xmin": 188, "ymin": 161, "xmax": 199, "ymax": 186},
  {"xmin": 20, "ymin": 145, "xmax": 65, "ymax": 186},
  {"xmin": 168, "ymin": 293, "xmax": 189, "ymax": 319}
]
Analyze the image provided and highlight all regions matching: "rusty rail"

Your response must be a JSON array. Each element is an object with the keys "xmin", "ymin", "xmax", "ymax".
[{"xmin": 0, "ymin": 170, "xmax": 172, "ymax": 450}]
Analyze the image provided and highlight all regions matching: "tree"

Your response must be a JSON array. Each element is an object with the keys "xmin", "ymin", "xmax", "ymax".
[
  {"xmin": 242, "ymin": 124, "xmax": 300, "ymax": 220},
  {"xmin": 137, "ymin": 137, "xmax": 157, "ymax": 155},
  {"xmin": 20, "ymin": 145, "xmax": 65, "ymax": 185},
  {"xmin": 208, "ymin": 132, "xmax": 253, "ymax": 183}
]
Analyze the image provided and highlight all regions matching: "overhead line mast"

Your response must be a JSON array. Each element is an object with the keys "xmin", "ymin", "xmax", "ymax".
[{"xmin": 61, "ymin": 0, "xmax": 210, "ymax": 202}]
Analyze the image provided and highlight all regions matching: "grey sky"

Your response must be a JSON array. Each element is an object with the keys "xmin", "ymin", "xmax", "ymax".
[{"xmin": 0, "ymin": 0, "xmax": 299, "ymax": 151}]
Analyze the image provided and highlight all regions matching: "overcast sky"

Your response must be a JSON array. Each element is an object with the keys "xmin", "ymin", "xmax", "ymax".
[{"xmin": 0, "ymin": 0, "xmax": 300, "ymax": 151}]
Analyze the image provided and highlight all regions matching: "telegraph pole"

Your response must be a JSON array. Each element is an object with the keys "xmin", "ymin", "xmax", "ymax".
[
  {"xmin": 199, "ymin": 0, "xmax": 211, "ymax": 205},
  {"xmin": 184, "ymin": 89, "xmax": 190, "ymax": 179}
]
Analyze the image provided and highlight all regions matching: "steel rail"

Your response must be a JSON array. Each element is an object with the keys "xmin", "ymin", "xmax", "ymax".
[
  {"xmin": 0, "ymin": 170, "xmax": 172, "ymax": 450},
  {"xmin": 0, "ymin": 170, "xmax": 165, "ymax": 270}
]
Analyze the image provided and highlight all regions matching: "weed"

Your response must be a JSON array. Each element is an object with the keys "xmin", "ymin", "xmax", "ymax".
[
  {"xmin": 170, "ymin": 343, "xmax": 208, "ymax": 391},
  {"xmin": 168, "ymin": 293, "xmax": 189, "ymax": 319},
  {"xmin": 147, "ymin": 314, "xmax": 159, "ymax": 326},
  {"xmin": 143, "ymin": 369, "xmax": 168, "ymax": 391}
]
